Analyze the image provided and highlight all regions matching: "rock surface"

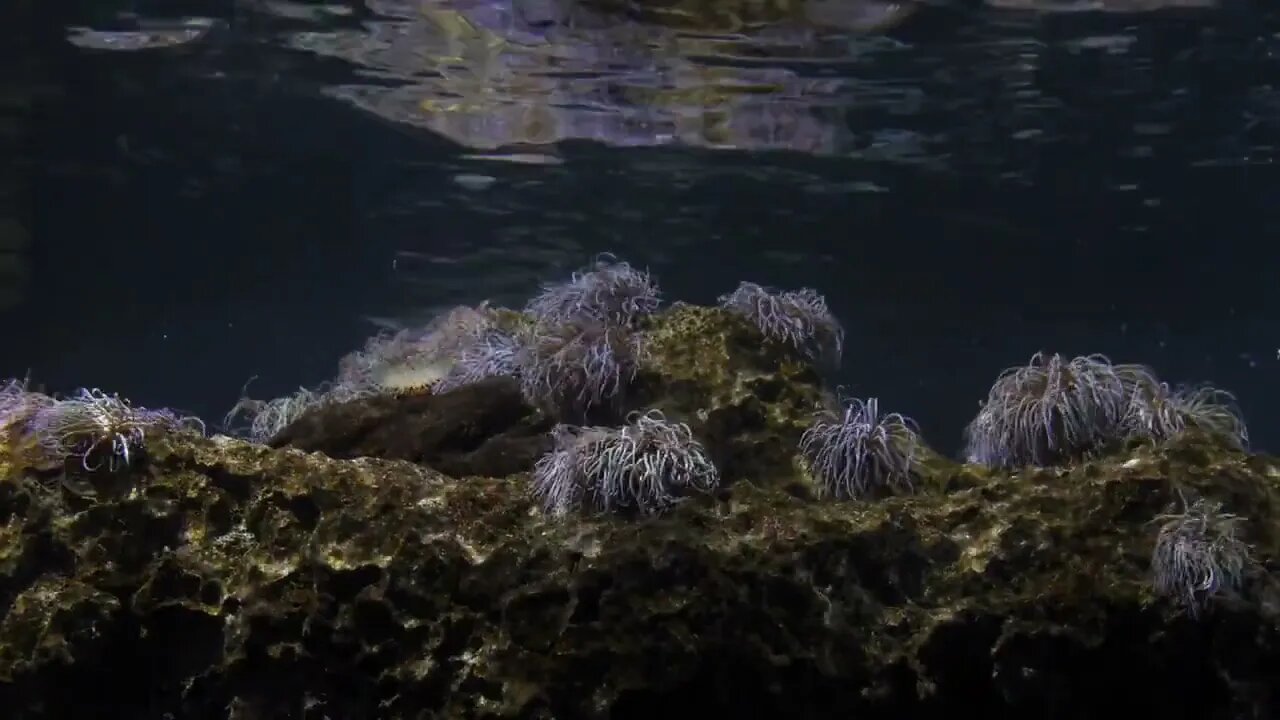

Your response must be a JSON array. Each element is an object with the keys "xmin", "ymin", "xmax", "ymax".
[
  {"xmin": 0, "ymin": 305, "xmax": 1277, "ymax": 718},
  {"xmin": 0, "ymin": 428, "xmax": 1277, "ymax": 718},
  {"xmin": 268, "ymin": 377, "xmax": 554, "ymax": 480},
  {"xmin": 273, "ymin": 305, "xmax": 829, "ymax": 488}
]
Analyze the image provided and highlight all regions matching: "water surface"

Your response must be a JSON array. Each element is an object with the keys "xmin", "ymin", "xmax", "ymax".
[{"xmin": 7, "ymin": 0, "xmax": 1280, "ymax": 453}]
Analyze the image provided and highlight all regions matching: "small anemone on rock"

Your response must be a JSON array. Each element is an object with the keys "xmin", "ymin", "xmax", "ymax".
[
  {"xmin": 3, "ymin": 381, "xmax": 203, "ymax": 471},
  {"xmin": 963, "ymin": 352, "xmax": 1134, "ymax": 468},
  {"xmin": 1119, "ymin": 369, "xmax": 1248, "ymax": 450},
  {"xmin": 524, "ymin": 253, "xmax": 661, "ymax": 328},
  {"xmin": 799, "ymin": 394, "xmax": 922, "ymax": 499},
  {"xmin": 432, "ymin": 324, "xmax": 524, "ymax": 394},
  {"xmin": 0, "ymin": 378, "xmax": 49, "ymax": 434},
  {"xmin": 517, "ymin": 318, "xmax": 645, "ymax": 423},
  {"xmin": 532, "ymin": 410, "xmax": 720, "ymax": 517},
  {"xmin": 224, "ymin": 380, "xmax": 373, "ymax": 443},
  {"xmin": 718, "ymin": 281, "xmax": 844, "ymax": 366},
  {"xmin": 1151, "ymin": 493, "xmax": 1254, "ymax": 617}
]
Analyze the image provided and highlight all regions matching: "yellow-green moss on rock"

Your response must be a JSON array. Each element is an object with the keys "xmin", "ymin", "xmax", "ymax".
[
  {"xmin": 635, "ymin": 303, "xmax": 828, "ymax": 485},
  {"xmin": 0, "ymin": 423, "xmax": 1277, "ymax": 718}
]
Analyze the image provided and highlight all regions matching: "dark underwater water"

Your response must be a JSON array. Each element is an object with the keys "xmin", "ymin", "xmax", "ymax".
[{"xmin": 5, "ymin": 0, "xmax": 1280, "ymax": 456}]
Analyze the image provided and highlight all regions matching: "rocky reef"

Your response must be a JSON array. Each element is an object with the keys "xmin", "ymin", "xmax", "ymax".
[{"xmin": 0, "ymin": 303, "xmax": 1277, "ymax": 719}]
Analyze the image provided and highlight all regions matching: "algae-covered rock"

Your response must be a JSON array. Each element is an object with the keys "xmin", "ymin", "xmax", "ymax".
[
  {"xmin": 268, "ymin": 304, "xmax": 826, "ymax": 488},
  {"xmin": 269, "ymin": 377, "xmax": 554, "ymax": 479},
  {"xmin": 0, "ymin": 417, "xmax": 1277, "ymax": 718},
  {"xmin": 1, "ymin": 303, "xmax": 1277, "ymax": 718},
  {"xmin": 634, "ymin": 303, "xmax": 828, "ymax": 485}
]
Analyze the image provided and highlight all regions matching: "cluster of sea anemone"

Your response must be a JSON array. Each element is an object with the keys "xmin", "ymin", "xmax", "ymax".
[
  {"xmin": 225, "ymin": 255, "xmax": 660, "ymax": 439},
  {"xmin": 533, "ymin": 411, "xmax": 720, "ymax": 517},
  {"xmin": 0, "ymin": 379, "xmax": 203, "ymax": 471},
  {"xmin": 224, "ymin": 255, "xmax": 885, "ymax": 514},
  {"xmin": 963, "ymin": 352, "xmax": 1248, "ymax": 469},
  {"xmin": 224, "ymin": 257, "xmax": 1251, "ymax": 518},
  {"xmin": 7, "ymin": 253, "xmax": 1255, "ymax": 616}
]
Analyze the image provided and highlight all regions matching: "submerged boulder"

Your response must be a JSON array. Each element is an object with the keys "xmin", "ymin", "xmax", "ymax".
[
  {"xmin": 0, "ymin": 421, "xmax": 1276, "ymax": 717},
  {"xmin": 0, "ymin": 304, "xmax": 1276, "ymax": 718},
  {"xmin": 268, "ymin": 377, "xmax": 554, "ymax": 480},
  {"xmin": 268, "ymin": 304, "xmax": 829, "ymax": 488},
  {"xmin": 632, "ymin": 303, "xmax": 829, "ymax": 485}
]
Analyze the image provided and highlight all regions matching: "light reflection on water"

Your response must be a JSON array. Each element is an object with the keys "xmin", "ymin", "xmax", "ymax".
[
  {"xmin": 280, "ymin": 0, "xmax": 913, "ymax": 155},
  {"xmin": 26, "ymin": 0, "xmax": 1280, "ymax": 447},
  {"xmin": 60, "ymin": 0, "xmax": 1279, "ymax": 177}
]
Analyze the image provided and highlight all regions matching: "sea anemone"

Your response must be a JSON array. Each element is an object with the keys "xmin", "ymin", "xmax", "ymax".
[
  {"xmin": 30, "ymin": 388, "xmax": 204, "ymax": 471},
  {"xmin": 434, "ymin": 327, "xmax": 525, "ymax": 394},
  {"xmin": 799, "ymin": 395, "xmax": 921, "ymax": 499},
  {"xmin": 226, "ymin": 385, "xmax": 321, "ymax": 443},
  {"xmin": 517, "ymin": 319, "xmax": 644, "ymax": 422},
  {"xmin": 1120, "ymin": 371, "xmax": 1248, "ymax": 449},
  {"xmin": 525, "ymin": 254, "xmax": 661, "ymax": 328},
  {"xmin": 964, "ymin": 352, "xmax": 1131, "ymax": 468},
  {"xmin": 531, "ymin": 410, "xmax": 720, "ymax": 516},
  {"xmin": 0, "ymin": 378, "xmax": 50, "ymax": 437},
  {"xmin": 718, "ymin": 281, "xmax": 843, "ymax": 366},
  {"xmin": 1151, "ymin": 494, "xmax": 1252, "ymax": 617}
]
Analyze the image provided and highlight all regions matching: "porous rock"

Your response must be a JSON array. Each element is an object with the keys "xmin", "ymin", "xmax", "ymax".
[
  {"xmin": 0, "ymin": 308, "xmax": 1277, "ymax": 718},
  {"xmin": 0, "ymin": 426, "xmax": 1277, "ymax": 718},
  {"xmin": 634, "ymin": 303, "xmax": 829, "ymax": 487}
]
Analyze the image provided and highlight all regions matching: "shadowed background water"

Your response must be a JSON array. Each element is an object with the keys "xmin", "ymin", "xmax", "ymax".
[{"xmin": 5, "ymin": 0, "xmax": 1280, "ymax": 455}]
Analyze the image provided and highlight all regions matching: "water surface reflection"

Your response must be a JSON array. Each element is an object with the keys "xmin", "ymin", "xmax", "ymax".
[
  {"xmin": 12, "ymin": 0, "xmax": 1280, "ymax": 453},
  {"xmin": 276, "ymin": 0, "xmax": 904, "ymax": 154}
]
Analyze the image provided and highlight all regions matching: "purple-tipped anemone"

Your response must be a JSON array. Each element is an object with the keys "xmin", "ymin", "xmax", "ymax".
[
  {"xmin": 718, "ymin": 281, "xmax": 844, "ymax": 366},
  {"xmin": 434, "ymin": 328, "xmax": 523, "ymax": 393},
  {"xmin": 224, "ymin": 381, "xmax": 371, "ymax": 444},
  {"xmin": 799, "ymin": 395, "xmax": 921, "ymax": 499},
  {"xmin": 532, "ymin": 410, "xmax": 720, "ymax": 516},
  {"xmin": 0, "ymin": 378, "xmax": 29, "ymax": 417},
  {"xmin": 1120, "ymin": 371, "xmax": 1248, "ymax": 450},
  {"xmin": 30, "ymin": 388, "xmax": 204, "ymax": 471},
  {"xmin": 1152, "ymin": 494, "xmax": 1252, "ymax": 617},
  {"xmin": 0, "ymin": 379, "xmax": 50, "ymax": 436},
  {"xmin": 517, "ymin": 319, "xmax": 644, "ymax": 421},
  {"xmin": 524, "ymin": 254, "xmax": 661, "ymax": 328},
  {"xmin": 964, "ymin": 352, "xmax": 1131, "ymax": 468}
]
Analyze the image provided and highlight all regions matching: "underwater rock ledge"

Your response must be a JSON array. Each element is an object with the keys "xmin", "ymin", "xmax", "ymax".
[
  {"xmin": 0, "ymin": 422, "xmax": 1277, "ymax": 717},
  {"xmin": 0, "ymin": 302, "xmax": 1277, "ymax": 718}
]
